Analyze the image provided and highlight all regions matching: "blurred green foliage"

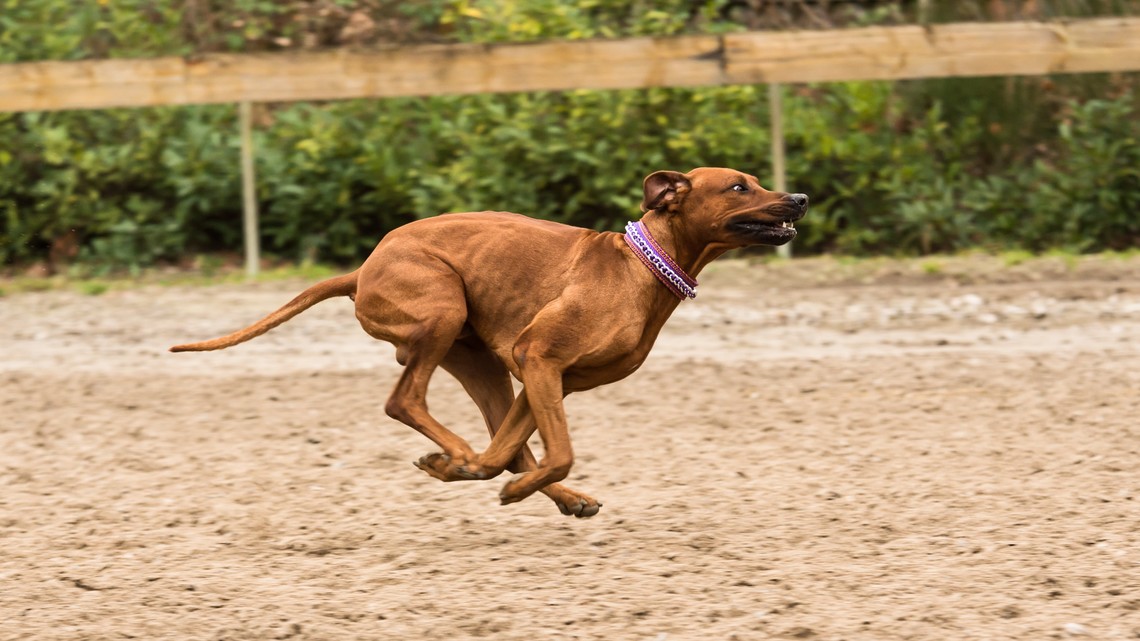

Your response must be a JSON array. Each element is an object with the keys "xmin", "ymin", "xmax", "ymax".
[{"xmin": 0, "ymin": 0, "xmax": 1138, "ymax": 268}]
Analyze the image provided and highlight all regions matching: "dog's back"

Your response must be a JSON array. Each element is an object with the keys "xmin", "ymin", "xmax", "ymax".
[{"xmin": 356, "ymin": 211, "xmax": 614, "ymax": 344}]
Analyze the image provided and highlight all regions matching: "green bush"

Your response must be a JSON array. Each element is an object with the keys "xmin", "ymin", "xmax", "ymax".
[
  {"xmin": 0, "ymin": 106, "xmax": 242, "ymax": 269},
  {"xmin": 986, "ymin": 98, "xmax": 1140, "ymax": 252},
  {"xmin": 3, "ymin": 86, "xmax": 1138, "ymax": 267},
  {"xmin": 1, "ymin": 0, "xmax": 1138, "ymax": 268},
  {"xmin": 781, "ymin": 81, "xmax": 1140, "ymax": 256}
]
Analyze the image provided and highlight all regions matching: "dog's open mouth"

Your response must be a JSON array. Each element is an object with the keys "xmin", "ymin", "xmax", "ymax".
[{"xmin": 727, "ymin": 218, "xmax": 798, "ymax": 245}]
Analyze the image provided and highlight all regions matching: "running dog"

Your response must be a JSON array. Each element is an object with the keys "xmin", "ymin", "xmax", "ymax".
[{"xmin": 171, "ymin": 167, "xmax": 808, "ymax": 517}]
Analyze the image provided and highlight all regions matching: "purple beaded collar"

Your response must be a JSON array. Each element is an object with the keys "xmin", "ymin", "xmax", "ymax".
[{"xmin": 623, "ymin": 221, "xmax": 698, "ymax": 300}]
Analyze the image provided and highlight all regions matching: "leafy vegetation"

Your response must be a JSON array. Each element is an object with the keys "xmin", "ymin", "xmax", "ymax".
[{"xmin": 1, "ymin": 1, "xmax": 1138, "ymax": 269}]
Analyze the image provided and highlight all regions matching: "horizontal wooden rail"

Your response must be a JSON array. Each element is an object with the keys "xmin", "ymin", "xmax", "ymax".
[
  {"xmin": 724, "ymin": 17, "xmax": 1140, "ymax": 83},
  {"xmin": 1, "ymin": 17, "xmax": 1138, "ymax": 113}
]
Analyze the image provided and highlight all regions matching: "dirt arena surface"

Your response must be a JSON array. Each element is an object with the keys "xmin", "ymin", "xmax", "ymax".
[{"xmin": 2, "ymin": 255, "xmax": 1139, "ymax": 640}]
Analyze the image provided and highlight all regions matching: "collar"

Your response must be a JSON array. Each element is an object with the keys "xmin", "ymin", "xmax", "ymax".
[{"xmin": 623, "ymin": 221, "xmax": 698, "ymax": 300}]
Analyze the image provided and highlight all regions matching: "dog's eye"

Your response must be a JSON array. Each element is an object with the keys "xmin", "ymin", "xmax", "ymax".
[{"xmin": 731, "ymin": 184, "xmax": 748, "ymax": 192}]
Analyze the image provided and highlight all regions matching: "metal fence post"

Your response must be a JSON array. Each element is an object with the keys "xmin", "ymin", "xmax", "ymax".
[
  {"xmin": 768, "ymin": 82, "xmax": 791, "ymax": 259},
  {"xmin": 239, "ymin": 101, "xmax": 260, "ymax": 279}
]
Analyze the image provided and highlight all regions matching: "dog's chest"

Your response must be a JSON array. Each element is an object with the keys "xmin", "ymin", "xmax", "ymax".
[{"xmin": 562, "ymin": 332, "xmax": 656, "ymax": 391}]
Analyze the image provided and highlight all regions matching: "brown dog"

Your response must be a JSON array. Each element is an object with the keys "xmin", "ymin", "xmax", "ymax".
[{"xmin": 171, "ymin": 167, "xmax": 808, "ymax": 517}]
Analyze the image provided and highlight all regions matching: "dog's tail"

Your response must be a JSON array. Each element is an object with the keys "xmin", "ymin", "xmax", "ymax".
[{"xmin": 169, "ymin": 271, "xmax": 359, "ymax": 353}]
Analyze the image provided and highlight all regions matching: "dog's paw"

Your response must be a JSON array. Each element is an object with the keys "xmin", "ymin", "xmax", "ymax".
[
  {"xmin": 550, "ymin": 486, "xmax": 602, "ymax": 518},
  {"xmin": 539, "ymin": 482, "xmax": 603, "ymax": 518},
  {"xmin": 557, "ymin": 497, "xmax": 603, "ymax": 518},
  {"xmin": 414, "ymin": 452, "xmax": 458, "ymax": 482},
  {"xmin": 498, "ymin": 472, "xmax": 530, "ymax": 505},
  {"xmin": 414, "ymin": 452, "xmax": 495, "ymax": 482},
  {"xmin": 501, "ymin": 475, "xmax": 603, "ymax": 517}
]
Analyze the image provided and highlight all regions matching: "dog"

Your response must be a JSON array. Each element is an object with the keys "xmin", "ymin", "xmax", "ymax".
[{"xmin": 171, "ymin": 167, "xmax": 808, "ymax": 517}]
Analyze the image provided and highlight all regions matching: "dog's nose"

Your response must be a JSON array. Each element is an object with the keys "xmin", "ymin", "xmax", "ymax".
[{"xmin": 788, "ymin": 193, "xmax": 809, "ymax": 209}]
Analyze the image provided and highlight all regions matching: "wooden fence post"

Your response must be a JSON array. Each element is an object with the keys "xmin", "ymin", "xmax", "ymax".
[
  {"xmin": 239, "ymin": 101, "xmax": 260, "ymax": 279},
  {"xmin": 768, "ymin": 82, "xmax": 791, "ymax": 259}
]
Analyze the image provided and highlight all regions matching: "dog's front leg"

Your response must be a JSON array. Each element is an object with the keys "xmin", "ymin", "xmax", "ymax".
[
  {"xmin": 417, "ymin": 389, "xmax": 534, "ymax": 482},
  {"xmin": 497, "ymin": 355, "xmax": 575, "ymax": 505},
  {"xmin": 460, "ymin": 388, "xmax": 599, "ymax": 517}
]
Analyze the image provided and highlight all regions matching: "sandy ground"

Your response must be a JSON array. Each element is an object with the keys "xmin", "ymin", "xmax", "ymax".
[{"xmin": 1, "ymin": 255, "xmax": 1139, "ymax": 640}]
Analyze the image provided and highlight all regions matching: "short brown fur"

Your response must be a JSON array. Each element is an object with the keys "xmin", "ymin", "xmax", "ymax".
[{"xmin": 171, "ymin": 167, "xmax": 808, "ymax": 517}]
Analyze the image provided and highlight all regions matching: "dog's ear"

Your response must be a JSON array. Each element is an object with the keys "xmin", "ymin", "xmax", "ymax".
[{"xmin": 640, "ymin": 171, "xmax": 692, "ymax": 213}]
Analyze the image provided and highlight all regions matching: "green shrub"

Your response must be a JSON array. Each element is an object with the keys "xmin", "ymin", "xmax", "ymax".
[
  {"xmin": 0, "ymin": 106, "xmax": 241, "ymax": 267},
  {"xmin": 1033, "ymin": 99, "xmax": 1140, "ymax": 251},
  {"xmin": 1, "ymin": 0, "xmax": 1138, "ymax": 268}
]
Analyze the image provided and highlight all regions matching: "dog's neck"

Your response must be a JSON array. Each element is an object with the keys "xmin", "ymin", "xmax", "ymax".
[
  {"xmin": 624, "ymin": 220, "xmax": 697, "ymax": 299},
  {"xmin": 638, "ymin": 211, "xmax": 731, "ymax": 282}
]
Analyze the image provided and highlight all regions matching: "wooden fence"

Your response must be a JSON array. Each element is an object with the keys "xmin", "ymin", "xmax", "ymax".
[
  {"xmin": 2, "ymin": 18, "xmax": 1138, "ymax": 268},
  {"xmin": 2, "ymin": 18, "xmax": 1138, "ymax": 112}
]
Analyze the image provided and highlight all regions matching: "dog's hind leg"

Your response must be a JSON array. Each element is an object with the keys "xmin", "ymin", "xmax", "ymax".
[
  {"xmin": 355, "ymin": 266, "xmax": 479, "ymax": 474},
  {"xmin": 438, "ymin": 339, "xmax": 602, "ymax": 517},
  {"xmin": 383, "ymin": 323, "xmax": 482, "ymax": 476}
]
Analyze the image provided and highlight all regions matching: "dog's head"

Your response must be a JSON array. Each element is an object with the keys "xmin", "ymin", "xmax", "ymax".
[{"xmin": 640, "ymin": 167, "xmax": 808, "ymax": 247}]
